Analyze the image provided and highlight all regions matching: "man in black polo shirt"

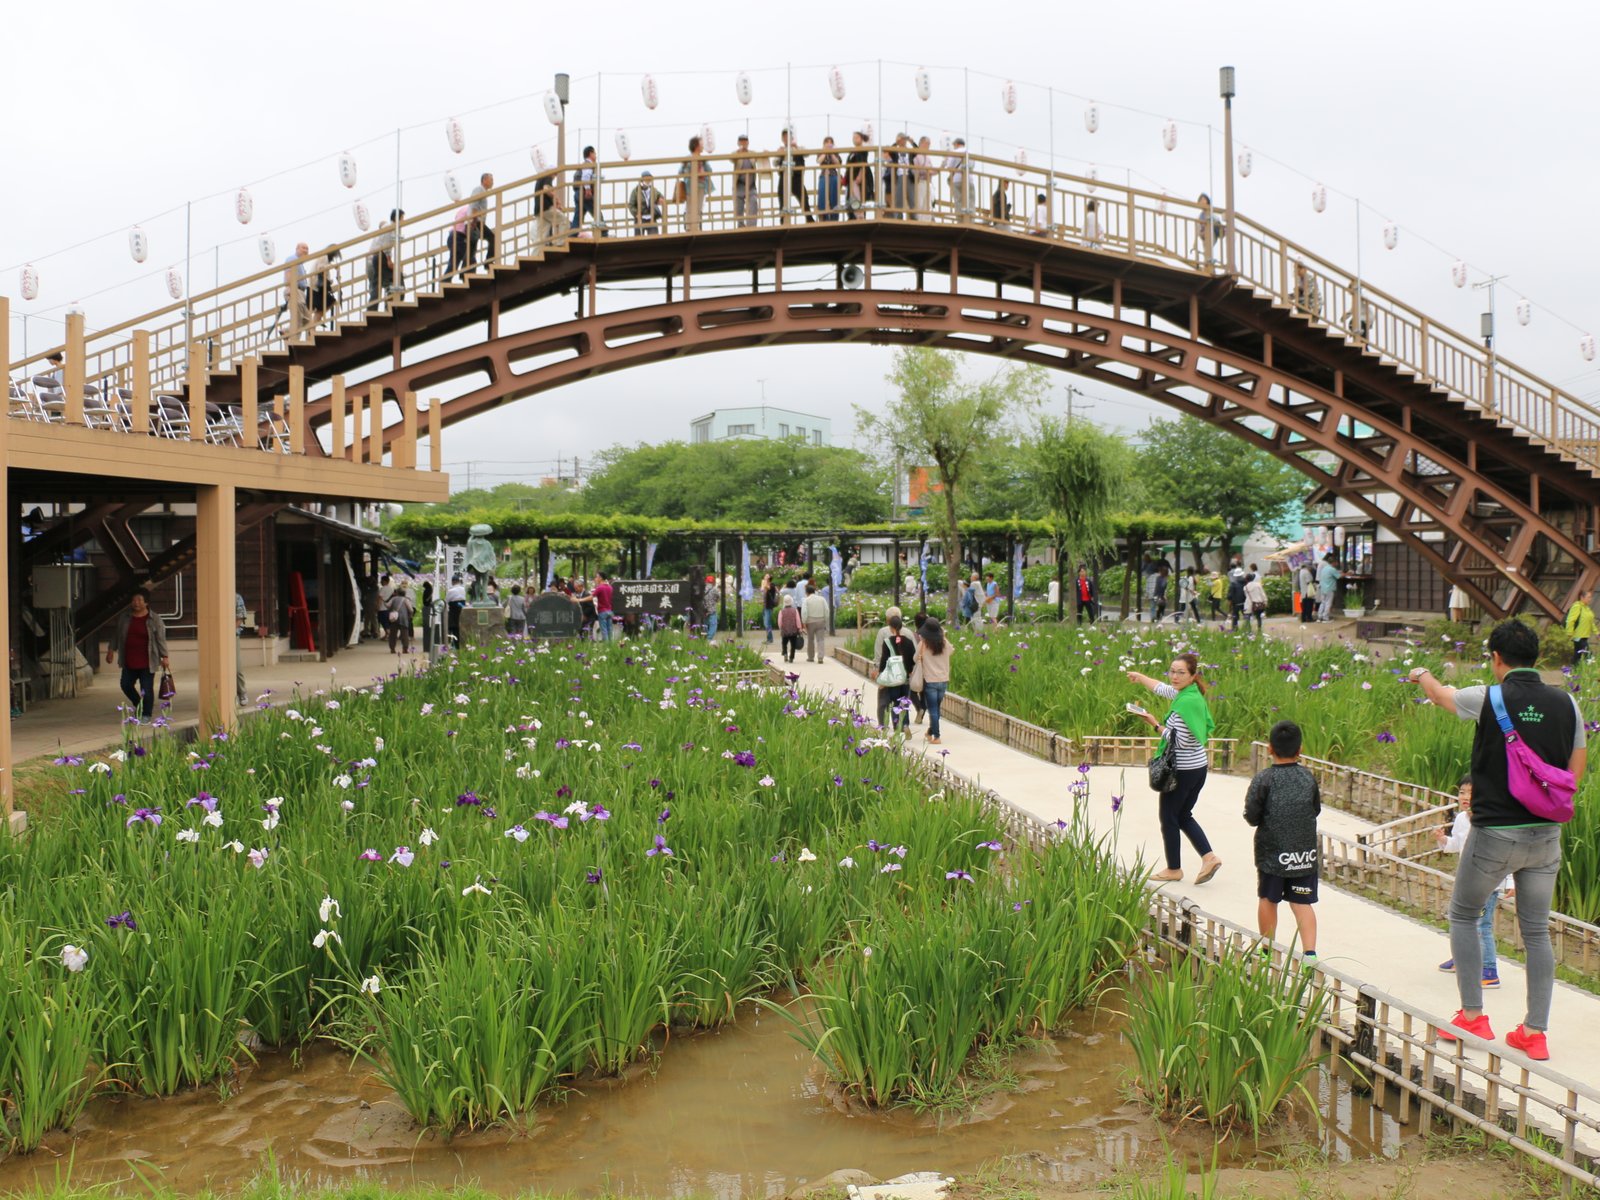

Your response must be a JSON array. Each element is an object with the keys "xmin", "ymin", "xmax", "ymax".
[{"xmin": 1411, "ymin": 620, "xmax": 1586, "ymax": 1061}]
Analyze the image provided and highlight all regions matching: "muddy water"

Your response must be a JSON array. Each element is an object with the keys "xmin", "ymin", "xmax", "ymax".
[{"xmin": 0, "ymin": 1000, "xmax": 1403, "ymax": 1198}]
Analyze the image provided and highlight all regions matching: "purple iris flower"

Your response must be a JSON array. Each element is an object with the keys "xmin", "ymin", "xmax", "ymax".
[
  {"xmin": 586, "ymin": 868, "xmax": 604, "ymax": 885},
  {"xmin": 732, "ymin": 751, "xmax": 757, "ymax": 768},
  {"xmin": 110, "ymin": 793, "xmax": 127, "ymax": 805},
  {"xmin": 126, "ymin": 808, "xmax": 162, "ymax": 828},
  {"xmin": 132, "ymin": 745, "xmax": 147, "ymax": 757},
  {"xmin": 646, "ymin": 834, "xmax": 674, "ymax": 858},
  {"xmin": 589, "ymin": 804, "xmax": 611, "ymax": 822},
  {"xmin": 105, "ymin": 911, "xmax": 137, "ymax": 930},
  {"xmin": 658, "ymin": 807, "xmax": 672, "ymax": 824},
  {"xmin": 187, "ymin": 792, "xmax": 219, "ymax": 811},
  {"xmin": 978, "ymin": 840, "xmax": 1004, "ymax": 851},
  {"xmin": 649, "ymin": 778, "xmax": 663, "ymax": 789},
  {"xmin": 945, "ymin": 870, "xmax": 973, "ymax": 882},
  {"xmin": 358, "ymin": 848, "xmax": 382, "ymax": 862},
  {"xmin": 456, "ymin": 791, "xmax": 482, "ymax": 806},
  {"xmin": 52, "ymin": 755, "xmax": 84, "ymax": 767},
  {"xmin": 1376, "ymin": 730, "xmax": 1398, "ymax": 744},
  {"xmin": 867, "ymin": 839, "xmax": 884, "ymax": 851}
]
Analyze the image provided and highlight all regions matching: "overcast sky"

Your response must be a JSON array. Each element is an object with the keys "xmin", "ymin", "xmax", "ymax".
[{"xmin": 5, "ymin": 1, "xmax": 1599, "ymax": 491}]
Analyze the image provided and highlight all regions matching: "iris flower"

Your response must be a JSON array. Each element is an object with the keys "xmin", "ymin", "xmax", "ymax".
[
  {"xmin": 126, "ymin": 808, "xmax": 162, "ymax": 828},
  {"xmin": 358, "ymin": 848, "xmax": 382, "ymax": 862},
  {"xmin": 646, "ymin": 834, "xmax": 674, "ymax": 858},
  {"xmin": 586, "ymin": 868, "xmax": 604, "ymax": 885},
  {"xmin": 978, "ymin": 840, "xmax": 1004, "ymax": 851},
  {"xmin": 61, "ymin": 944, "xmax": 89, "ymax": 973},
  {"xmin": 319, "ymin": 896, "xmax": 341, "ymax": 922},
  {"xmin": 248, "ymin": 847, "xmax": 269, "ymax": 869},
  {"xmin": 390, "ymin": 846, "xmax": 414, "ymax": 867},
  {"xmin": 105, "ymin": 911, "xmax": 137, "ymax": 931},
  {"xmin": 945, "ymin": 870, "xmax": 973, "ymax": 882}
]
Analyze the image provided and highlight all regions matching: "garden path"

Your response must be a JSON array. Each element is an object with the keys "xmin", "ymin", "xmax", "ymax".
[{"xmin": 775, "ymin": 648, "xmax": 1600, "ymax": 1093}]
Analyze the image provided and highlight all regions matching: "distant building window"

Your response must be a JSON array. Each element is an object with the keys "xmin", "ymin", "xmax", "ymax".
[
  {"xmin": 796, "ymin": 427, "xmax": 807, "ymax": 440},
  {"xmin": 727, "ymin": 423, "xmax": 756, "ymax": 436},
  {"xmin": 778, "ymin": 423, "xmax": 789, "ymax": 437},
  {"xmin": 813, "ymin": 429, "xmax": 823, "ymax": 445}
]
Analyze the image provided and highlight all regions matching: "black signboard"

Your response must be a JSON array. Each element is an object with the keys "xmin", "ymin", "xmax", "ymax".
[
  {"xmin": 613, "ymin": 579, "xmax": 694, "ymax": 619},
  {"xmin": 528, "ymin": 593, "xmax": 583, "ymax": 639}
]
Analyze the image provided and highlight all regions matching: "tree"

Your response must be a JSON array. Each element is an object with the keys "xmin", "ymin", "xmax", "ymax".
[
  {"xmin": 856, "ymin": 348, "xmax": 1047, "ymax": 617},
  {"xmin": 1025, "ymin": 416, "xmax": 1129, "ymax": 578},
  {"xmin": 1137, "ymin": 418, "xmax": 1305, "ymax": 561}
]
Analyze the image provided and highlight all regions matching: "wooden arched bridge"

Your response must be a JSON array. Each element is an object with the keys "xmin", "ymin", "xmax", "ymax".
[{"xmin": 10, "ymin": 145, "xmax": 1600, "ymax": 619}]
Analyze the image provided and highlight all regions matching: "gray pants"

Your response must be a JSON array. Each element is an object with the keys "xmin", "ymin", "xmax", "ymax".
[
  {"xmin": 1449, "ymin": 823, "xmax": 1561, "ymax": 1029},
  {"xmin": 734, "ymin": 183, "xmax": 759, "ymax": 228},
  {"xmin": 805, "ymin": 619, "xmax": 827, "ymax": 662},
  {"xmin": 1317, "ymin": 589, "xmax": 1335, "ymax": 621}
]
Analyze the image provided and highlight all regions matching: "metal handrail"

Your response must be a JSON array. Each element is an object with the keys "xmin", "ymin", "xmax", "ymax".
[{"xmin": 10, "ymin": 146, "xmax": 1600, "ymax": 477}]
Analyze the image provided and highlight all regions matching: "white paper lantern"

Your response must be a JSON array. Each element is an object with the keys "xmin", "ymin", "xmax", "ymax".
[
  {"xmin": 614, "ymin": 129, "xmax": 632, "ymax": 161},
  {"xmin": 735, "ymin": 71, "xmax": 753, "ymax": 106},
  {"xmin": 1013, "ymin": 148, "xmax": 1028, "ymax": 176},
  {"xmin": 128, "ymin": 226, "xmax": 149, "ymax": 264},
  {"xmin": 353, "ymin": 200, "xmax": 371, "ymax": 232},
  {"xmin": 445, "ymin": 116, "xmax": 465, "ymax": 154},
  {"xmin": 338, "ymin": 152, "xmax": 357, "ymax": 189},
  {"xmin": 1158, "ymin": 188, "xmax": 1170, "ymax": 214},
  {"xmin": 1083, "ymin": 104, "xmax": 1099, "ymax": 134},
  {"xmin": 640, "ymin": 74, "xmax": 658, "ymax": 110},
  {"xmin": 828, "ymin": 65, "xmax": 846, "ymax": 101},
  {"xmin": 914, "ymin": 67, "xmax": 931, "ymax": 102},
  {"xmin": 235, "ymin": 187, "xmax": 254, "ymax": 225},
  {"xmin": 1311, "ymin": 184, "xmax": 1327, "ymax": 213},
  {"xmin": 531, "ymin": 145, "xmax": 549, "ymax": 173},
  {"xmin": 700, "ymin": 124, "xmax": 716, "ymax": 154},
  {"xmin": 1162, "ymin": 120, "xmax": 1177, "ymax": 152},
  {"xmin": 1237, "ymin": 149, "xmax": 1252, "ymax": 177},
  {"xmin": 1333, "ymin": 525, "xmax": 1347, "ymax": 547},
  {"xmin": 444, "ymin": 173, "xmax": 462, "ymax": 203},
  {"xmin": 19, "ymin": 264, "xmax": 38, "ymax": 301},
  {"xmin": 1383, "ymin": 222, "xmax": 1399, "ymax": 250},
  {"xmin": 1451, "ymin": 260, "xmax": 1468, "ymax": 288},
  {"xmin": 544, "ymin": 91, "xmax": 565, "ymax": 126},
  {"xmin": 165, "ymin": 268, "xmax": 183, "ymax": 300},
  {"xmin": 258, "ymin": 236, "xmax": 276, "ymax": 266},
  {"xmin": 1583, "ymin": 334, "xmax": 1597, "ymax": 363},
  {"xmin": 1516, "ymin": 298, "xmax": 1532, "ymax": 327},
  {"xmin": 1001, "ymin": 80, "xmax": 1017, "ymax": 115},
  {"xmin": 1086, "ymin": 166, "xmax": 1098, "ymax": 193},
  {"xmin": 862, "ymin": 120, "xmax": 874, "ymax": 143}
]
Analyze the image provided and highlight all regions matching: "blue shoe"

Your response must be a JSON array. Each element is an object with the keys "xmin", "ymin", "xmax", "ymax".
[
  {"xmin": 1438, "ymin": 959, "xmax": 1455, "ymax": 973},
  {"xmin": 1482, "ymin": 969, "xmax": 1501, "ymax": 989}
]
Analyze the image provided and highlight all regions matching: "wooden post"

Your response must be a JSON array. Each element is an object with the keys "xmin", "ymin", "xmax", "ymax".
[
  {"xmin": 1056, "ymin": 543, "xmax": 1066, "ymax": 622},
  {"xmin": 429, "ymin": 399, "xmax": 442, "ymax": 472},
  {"xmin": 368, "ymin": 385, "xmax": 382, "ymax": 465},
  {"xmin": 195, "ymin": 481, "xmax": 238, "ymax": 737},
  {"xmin": 288, "ymin": 365, "xmax": 305, "ymax": 455},
  {"xmin": 0, "ymin": 299, "xmax": 13, "ymax": 827},
  {"xmin": 186, "ymin": 342, "xmax": 206, "ymax": 440},
  {"xmin": 331, "ymin": 376, "xmax": 346, "ymax": 460},
  {"xmin": 63, "ymin": 311, "xmax": 86, "ymax": 425},
  {"xmin": 401, "ymin": 390, "xmax": 418, "ymax": 469},
  {"xmin": 240, "ymin": 357, "xmax": 259, "ymax": 452},
  {"xmin": 130, "ymin": 329, "xmax": 152, "ymax": 434}
]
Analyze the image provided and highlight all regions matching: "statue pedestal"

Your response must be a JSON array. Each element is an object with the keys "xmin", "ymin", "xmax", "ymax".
[{"xmin": 456, "ymin": 603, "xmax": 506, "ymax": 649}]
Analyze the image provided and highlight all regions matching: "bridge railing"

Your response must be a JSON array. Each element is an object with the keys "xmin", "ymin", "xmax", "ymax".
[{"xmin": 11, "ymin": 145, "xmax": 1600, "ymax": 476}]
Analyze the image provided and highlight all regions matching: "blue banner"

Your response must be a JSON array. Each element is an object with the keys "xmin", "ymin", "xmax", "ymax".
[
  {"xmin": 1013, "ymin": 542, "xmax": 1025, "ymax": 599},
  {"xmin": 644, "ymin": 542, "xmax": 658, "ymax": 579},
  {"xmin": 830, "ymin": 545, "xmax": 843, "ymax": 594},
  {"xmin": 739, "ymin": 540, "xmax": 754, "ymax": 601},
  {"xmin": 919, "ymin": 551, "xmax": 929, "ymax": 596}
]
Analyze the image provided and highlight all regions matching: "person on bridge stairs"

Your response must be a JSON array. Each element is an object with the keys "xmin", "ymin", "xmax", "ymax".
[
  {"xmin": 1411, "ymin": 621, "xmax": 1587, "ymax": 1062},
  {"xmin": 1293, "ymin": 260, "xmax": 1323, "ymax": 318},
  {"xmin": 1127, "ymin": 653, "xmax": 1224, "ymax": 886},
  {"xmin": 1245, "ymin": 719, "xmax": 1321, "ymax": 964},
  {"xmin": 1564, "ymin": 587, "xmax": 1595, "ymax": 661},
  {"xmin": 1435, "ymin": 775, "xmax": 1509, "ymax": 990},
  {"xmin": 845, "ymin": 130, "xmax": 875, "ymax": 220},
  {"xmin": 1195, "ymin": 193, "xmax": 1224, "ymax": 265},
  {"xmin": 572, "ymin": 147, "xmax": 597, "ymax": 231},
  {"xmin": 534, "ymin": 171, "xmax": 565, "ymax": 248},
  {"xmin": 628, "ymin": 172, "xmax": 664, "ymax": 235},
  {"xmin": 284, "ymin": 242, "xmax": 311, "ymax": 340},
  {"xmin": 368, "ymin": 210, "xmax": 404, "ymax": 308},
  {"xmin": 469, "ymin": 172, "xmax": 496, "ymax": 267},
  {"xmin": 447, "ymin": 207, "xmax": 472, "ymax": 282}
]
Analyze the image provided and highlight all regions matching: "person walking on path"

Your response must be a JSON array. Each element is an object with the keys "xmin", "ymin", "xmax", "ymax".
[
  {"xmin": 1176, "ymin": 567, "xmax": 1198, "ymax": 624},
  {"xmin": 593, "ymin": 572, "xmax": 615, "ymax": 642},
  {"xmin": 1147, "ymin": 567, "xmax": 1168, "ymax": 624},
  {"xmin": 386, "ymin": 581, "xmax": 415, "ymax": 654},
  {"xmin": 1448, "ymin": 581, "xmax": 1471, "ymax": 625},
  {"xmin": 1317, "ymin": 554, "xmax": 1342, "ymax": 622},
  {"xmin": 1244, "ymin": 719, "xmax": 1321, "ymax": 962},
  {"xmin": 914, "ymin": 617, "xmax": 952, "ymax": 745},
  {"xmin": 984, "ymin": 572, "xmax": 1001, "ymax": 625},
  {"xmin": 760, "ymin": 572, "xmax": 778, "ymax": 644},
  {"xmin": 504, "ymin": 585, "xmax": 528, "ymax": 636},
  {"xmin": 106, "ymin": 588, "xmax": 169, "ymax": 722},
  {"xmin": 1075, "ymin": 566, "xmax": 1099, "ymax": 623},
  {"xmin": 1297, "ymin": 561, "xmax": 1317, "ymax": 624},
  {"xmin": 1127, "ymin": 653, "xmax": 1224, "ymax": 885},
  {"xmin": 802, "ymin": 581, "xmax": 830, "ymax": 662},
  {"xmin": 1208, "ymin": 570, "xmax": 1226, "ymax": 622},
  {"xmin": 777, "ymin": 594, "xmax": 803, "ymax": 663},
  {"xmin": 1565, "ymin": 587, "xmax": 1596, "ymax": 661},
  {"xmin": 1244, "ymin": 568, "xmax": 1268, "ymax": 633},
  {"xmin": 1434, "ymin": 775, "xmax": 1509, "ymax": 990},
  {"xmin": 1411, "ymin": 620, "xmax": 1587, "ymax": 1061},
  {"xmin": 1227, "ymin": 569, "xmax": 1247, "ymax": 631},
  {"xmin": 875, "ymin": 612, "xmax": 917, "ymax": 732},
  {"xmin": 872, "ymin": 605, "xmax": 906, "ymax": 726},
  {"xmin": 701, "ymin": 574, "xmax": 721, "ymax": 643}
]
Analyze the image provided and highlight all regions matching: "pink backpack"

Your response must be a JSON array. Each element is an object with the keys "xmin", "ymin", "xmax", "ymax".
[{"xmin": 1489, "ymin": 686, "xmax": 1577, "ymax": 823}]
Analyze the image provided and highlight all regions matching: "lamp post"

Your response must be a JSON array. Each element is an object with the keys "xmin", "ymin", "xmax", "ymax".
[
  {"xmin": 555, "ymin": 72, "xmax": 570, "ymax": 208},
  {"xmin": 1219, "ymin": 66, "xmax": 1237, "ymax": 275}
]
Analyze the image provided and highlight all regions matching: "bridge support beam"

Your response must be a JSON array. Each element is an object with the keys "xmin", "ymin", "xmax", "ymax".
[
  {"xmin": 196, "ymin": 482, "xmax": 238, "ymax": 737},
  {"xmin": 1, "ymin": 300, "xmax": 14, "ymax": 830}
]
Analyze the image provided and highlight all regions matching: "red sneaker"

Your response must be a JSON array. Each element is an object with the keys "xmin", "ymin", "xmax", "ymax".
[
  {"xmin": 1437, "ymin": 1010, "xmax": 1494, "ymax": 1043},
  {"xmin": 1505, "ymin": 1024, "xmax": 1550, "ymax": 1061}
]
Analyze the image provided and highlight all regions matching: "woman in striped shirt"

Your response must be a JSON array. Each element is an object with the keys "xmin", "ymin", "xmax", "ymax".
[{"xmin": 1127, "ymin": 653, "xmax": 1224, "ymax": 885}]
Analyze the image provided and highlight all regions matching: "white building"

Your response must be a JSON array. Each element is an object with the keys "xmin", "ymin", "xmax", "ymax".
[{"xmin": 689, "ymin": 407, "xmax": 832, "ymax": 447}]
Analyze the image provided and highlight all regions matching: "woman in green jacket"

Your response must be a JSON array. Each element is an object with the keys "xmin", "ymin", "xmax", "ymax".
[
  {"xmin": 1566, "ymin": 588, "xmax": 1596, "ymax": 661},
  {"xmin": 1127, "ymin": 653, "xmax": 1224, "ymax": 884}
]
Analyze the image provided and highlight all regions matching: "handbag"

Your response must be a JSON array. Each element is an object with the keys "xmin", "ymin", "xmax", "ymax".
[
  {"xmin": 878, "ymin": 640, "xmax": 909, "ymax": 688},
  {"xmin": 909, "ymin": 660, "xmax": 925, "ymax": 693},
  {"xmin": 1488, "ymin": 686, "xmax": 1576, "ymax": 822},
  {"xmin": 158, "ymin": 671, "xmax": 176, "ymax": 700},
  {"xmin": 1147, "ymin": 735, "xmax": 1179, "ymax": 793}
]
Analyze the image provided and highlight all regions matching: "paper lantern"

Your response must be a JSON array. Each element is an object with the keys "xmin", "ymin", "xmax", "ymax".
[
  {"xmin": 531, "ymin": 145, "xmax": 549, "ymax": 173},
  {"xmin": 444, "ymin": 173, "xmax": 462, "ymax": 202},
  {"xmin": 1162, "ymin": 120, "xmax": 1177, "ymax": 152},
  {"xmin": 19, "ymin": 263, "xmax": 38, "ymax": 300},
  {"xmin": 1311, "ymin": 184, "xmax": 1327, "ymax": 213},
  {"xmin": 1583, "ymin": 335, "xmax": 1597, "ymax": 363},
  {"xmin": 1516, "ymin": 298, "xmax": 1532, "ymax": 327},
  {"xmin": 445, "ymin": 116, "xmax": 465, "ymax": 154},
  {"xmin": 1451, "ymin": 260, "xmax": 1468, "ymax": 288},
  {"xmin": 166, "ymin": 268, "xmax": 183, "ymax": 300},
  {"xmin": 1333, "ymin": 525, "xmax": 1347, "ymax": 547},
  {"xmin": 1086, "ymin": 166, "xmax": 1098, "ymax": 193},
  {"xmin": 614, "ymin": 129, "xmax": 632, "ymax": 161},
  {"xmin": 914, "ymin": 67, "xmax": 931, "ymax": 102},
  {"xmin": 1014, "ymin": 148, "xmax": 1028, "ymax": 176},
  {"xmin": 353, "ymin": 200, "xmax": 370, "ymax": 232},
  {"xmin": 735, "ymin": 71, "xmax": 753, "ymax": 106},
  {"xmin": 128, "ymin": 226, "xmax": 149, "ymax": 264},
  {"xmin": 862, "ymin": 120, "xmax": 874, "ymax": 142},
  {"xmin": 640, "ymin": 74, "xmax": 658, "ymax": 110},
  {"xmin": 544, "ymin": 91, "xmax": 565, "ymax": 126},
  {"xmin": 338, "ymin": 152, "xmax": 357, "ymax": 189},
  {"xmin": 828, "ymin": 65, "xmax": 845, "ymax": 101},
  {"xmin": 235, "ymin": 187, "xmax": 253, "ymax": 225},
  {"xmin": 1383, "ymin": 222, "xmax": 1399, "ymax": 250},
  {"xmin": 1001, "ymin": 80, "xmax": 1017, "ymax": 114},
  {"xmin": 700, "ymin": 124, "xmax": 716, "ymax": 154},
  {"xmin": 1237, "ymin": 149, "xmax": 1252, "ymax": 177},
  {"xmin": 1083, "ymin": 104, "xmax": 1099, "ymax": 134},
  {"xmin": 258, "ymin": 236, "xmax": 276, "ymax": 266},
  {"xmin": 1158, "ymin": 188, "xmax": 1170, "ymax": 214}
]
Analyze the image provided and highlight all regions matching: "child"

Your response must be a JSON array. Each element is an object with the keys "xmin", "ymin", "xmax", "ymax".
[
  {"xmin": 1434, "ymin": 776, "xmax": 1512, "ymax": 988},
  {"xmin": 1244, "ymin": 719, "xmax": 1321, "ymax": 961}
]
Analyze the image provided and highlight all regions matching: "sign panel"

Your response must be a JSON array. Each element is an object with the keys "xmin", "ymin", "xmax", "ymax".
[
  {"xmin": 527, "ymin": 593, "xmax": 583, "ymax": 638},
  {"xmin": 613, "ymin": 578, "xmax": 694, "ymax": 618}
]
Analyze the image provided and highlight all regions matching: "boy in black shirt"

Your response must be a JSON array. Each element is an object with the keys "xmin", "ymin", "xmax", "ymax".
[{"xmin": 1244, "ymin": 719, "xmax": 1322, "ymax": 960}]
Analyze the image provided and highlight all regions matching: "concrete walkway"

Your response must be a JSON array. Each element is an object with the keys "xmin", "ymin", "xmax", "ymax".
[{"xmin": 772, "ymin": 647, "xmax": 1600, "ymax": 1097}]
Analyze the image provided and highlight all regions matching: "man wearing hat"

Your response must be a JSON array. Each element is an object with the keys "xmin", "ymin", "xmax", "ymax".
[
  {"xmin": 732, "ymin": 133, "xmax": 761, "ymax": 228},
  {"xmin": 628, "ymin": 171, "xmax": 664, "ymax": 236},
  {"xmin": 368, "ymin": 209, "xmax": 404, "ymax": 307}
]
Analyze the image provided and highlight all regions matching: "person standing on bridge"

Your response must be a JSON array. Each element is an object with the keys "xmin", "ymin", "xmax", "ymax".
[
  {"xmin": 1411, "ymin": 620, "xmax": 1586, "ymax": 1061},
  {"xmin": 572, "ymin": 147, "xmax": 597, "ymax": 231},
  {"xmin": 1128, "ymin": 653, "xmax": 1224, "ymax": 885},
  {"xmin": 944, "ymin": 138, "xmax": 972, "ymax": 220},
  {"xmin": 628, "ymin": 172, "xmax": 664, "ymax": 235},
  {"xmin": 284, "ymin": 242, "xmax": 311, "ymax": 340},
  {"xmin": 845, "ymin": 130, "xmax": 875, "ymax": 219},
  {"xmin": 678, "ymin": 136, "xmax": 712, "ymax": 233},
  {"xmin": 732, "ymin": 134, "xmax": 762, "ymax": 228},
  {"xmin": 913, "ymin": 136, "xmax": 934, "ymax": 220},
  {"xmin": 816, "ymin": 137, "xmax": 842, "ymax": 220},
  {"xmin": 777, "ymin": 128, "xmax": 814, "ymax": 224},
  {"xmin": 534, "ymin": 170, "xmax": 564, "ymax": 247},
  {"xmin": 1565, "ymin": 588, "xmax": 1595, "ymax": 661},
  {"xmin": 1196, "ymin": 193, "xmax": 1224, "ymax": 266},
  {"xmin": 368, "ymin": 211, "xmax": 403, "ymax": 308},
  {"xmin": 469, "ymin": 172, "xmax": 496, "ymax": 268}
]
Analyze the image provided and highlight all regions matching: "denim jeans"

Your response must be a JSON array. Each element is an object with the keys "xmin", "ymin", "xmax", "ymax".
[
  {"xmin": 1449, "ymin": 824, "xmax": 1561, "ymax": 1028},
  {"xmin": 598, "ymin": 612, "xmax": 613, "ymax": 642},
  {"xmin": 705, "ymin": 612, "xmax": 719, "ymax": 642},
  {"xmin": 762, "ymin": 607, "xmax": 774, "ymax": 642},
  {"xmin": 922, "ymin": 681, "xmax": 948, "ymax": 738},
  {"xmin": 1476, "ymin": 888, "xmax": 1501, "ymax": 972}
]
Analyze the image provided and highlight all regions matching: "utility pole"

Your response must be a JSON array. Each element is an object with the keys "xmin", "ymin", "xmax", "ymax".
[
  {"xmin": 1220, "ymin": 67, "xmax": 1237, "ymax": 275},
  {"xmin": 1473, "ymin": 273, "xmax": 1508, "ymax": 414},
  {"xmin": 1064, "ymin": 384, "xmax": 1094, "ymax": 426}
]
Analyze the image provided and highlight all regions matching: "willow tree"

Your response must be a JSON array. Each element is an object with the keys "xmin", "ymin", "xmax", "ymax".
[
  {"xmin": 857, "ymin": 348, "xmax": 1046, "ymax": 617},
  {"xmin": 1026, "ymin": 415, "xmax": 1130, "ymax": 584}
]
